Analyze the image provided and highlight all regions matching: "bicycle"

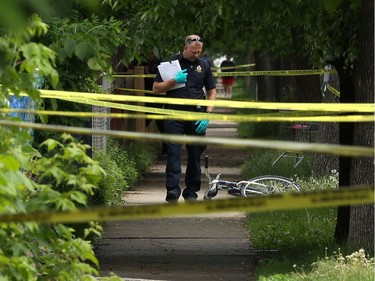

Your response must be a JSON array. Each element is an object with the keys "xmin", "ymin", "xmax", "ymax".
[{"xmin": 203, "ymin": 155, "xmax": 302, "ymax": 199}]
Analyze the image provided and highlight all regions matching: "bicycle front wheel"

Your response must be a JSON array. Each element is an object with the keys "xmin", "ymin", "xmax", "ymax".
[{"xmin": 240, "ymin": 175, "xmax": 302, "ymax": 197}]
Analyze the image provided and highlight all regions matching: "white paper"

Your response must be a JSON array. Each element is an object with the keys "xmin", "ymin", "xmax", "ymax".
[{"xmin": 157, "ymin": 60, "xmax": 185, "ymax": 90}]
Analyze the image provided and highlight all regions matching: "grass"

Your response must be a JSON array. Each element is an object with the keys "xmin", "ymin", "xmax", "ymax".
[
  {"xmin": 230, "ymin": 80, "xmax": 374, "ymax": 280},
  {"xmin": 248, "ymin": 203, "xmax": 374, "ymax": 280},
  {"xmin": 292, "ymin": 249, "xmax": 374, "ymax": 281},
  {"xmin": 230, "ymin": 76, "xmax": 256, "ymax": 100},
  {"xmin": 240, "ymin": 151, "xmax": 312, "ymax": 180},
  {"xmin": 257, "ymin": 248, "xmax": 375, "ymax": 281},
  {"xmin": 248, "ymin": 207, "xmax": 337, "ymax": 276},
  {"xmin": 238, "ymin": 132, "xmax": 373, "ymax": 280},
  {"xmin": 242, "ymin": 157, "xmax": 373, "ymax": 280}
]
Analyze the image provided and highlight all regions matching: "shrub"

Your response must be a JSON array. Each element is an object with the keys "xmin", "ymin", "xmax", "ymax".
[
  {"xmin": 0, "ymin": 133, "xmax": 115, "ymax": 280},
  {"xmin": 126, "ymin": 141, "xmax": 157, "ymax": 180},
  {"xmin": 92, "ymin": 139, "xmax": 156, "ymax": 206},
  {"xmin": 92, "ymin": 139, "xmax": 138, "ymax": 206},
  {"xmin": 92, "ymin": 149, "xmax": 127, "ymax": 206}
]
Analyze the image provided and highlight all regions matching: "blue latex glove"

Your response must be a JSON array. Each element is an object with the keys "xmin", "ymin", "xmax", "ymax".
[
  {"xmin": 174, "ymin": 69, "xmax": 188, "ymax": 83},
  {"xmin": 195, "ymin": 120, "xmax": 209, "ymax": 134}
]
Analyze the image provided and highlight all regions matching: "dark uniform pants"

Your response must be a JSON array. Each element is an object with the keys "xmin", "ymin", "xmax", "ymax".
[{"xmin": 164, "ymin": 119, "xmax": 206, "ymax": 199}]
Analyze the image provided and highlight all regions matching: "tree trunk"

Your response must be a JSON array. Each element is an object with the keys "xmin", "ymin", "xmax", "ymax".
[
  {"xmin": 312, "ymin": 72, "xmax": 339, "ymax": 176},
  {"xmin": 245, "ymin": 49, "xmax": 256, "ymax": 96},
  {"xmin": 254, "ymin": 51, "xmax": 276, "ymax": 101},
  {"xmin": 289, "ymin": 55, "xmax": 321, "ymax": 103},
  {"xmin": 348, "ymin": 0, "xmax": 374, "ymax": 253},
  {"xmin": 290, "ymin": 28, "xmax": 322, "ymax": 103},
  {"xmin": 275, "ymin": 58, "xmax": 290, "ymax": 102},
  {"xmin": 333, "ymin": 58, "xmax": 355, "ymax": 244}
]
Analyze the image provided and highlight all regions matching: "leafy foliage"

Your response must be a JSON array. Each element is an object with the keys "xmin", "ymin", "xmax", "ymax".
[
  {"xmin": 0, "ymin": 131, "xmax": 107, "ymax": 280},
  {"xmin": 0, "ymin": 0, "xmax": 369, "ymax": 278},
  {"xmin": 46, "ymin": 13, "xmax": 128, "ymax": 77},
  {"xmin": 92, "ymin": 139, "xmax": 138, "ymax": 206},
  {"xmin": 0, "ymin": 4, "xmax": 125, "ymax": 278},
  {"xmin": 126, "ymin": 141, "xmax": 157, "ymax": 179},
  {"xmin": 33, "ymin": 134, "xmax": 105, "ymax": 209},
  {"xmin": 302, "ymin": 1, "xmax": 361, "ymax": 69},
  {"xmin": 101, "ymin": 0, "xmax": 225, "ymax": 59},
  {"xmin": 0, "ymin": 14, "xmax": 58, "ymax": 100},
  {"xmin": 33, "ymin": 12, "xmax": 128, "ymax": 147}
]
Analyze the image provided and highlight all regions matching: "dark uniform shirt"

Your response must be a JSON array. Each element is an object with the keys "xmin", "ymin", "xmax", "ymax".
[
  {"xmin": 220, "ymin": 60, "xmax": 236, "ymax": 79},
  {"xmin": 155, "ymin": 53, "xmax": 216, "ymax": 110}
]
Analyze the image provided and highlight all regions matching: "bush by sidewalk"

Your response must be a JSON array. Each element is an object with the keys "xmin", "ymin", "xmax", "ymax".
[{"xmin": 92, "ymin": 139, "xmax": 157, "ymax": 206}]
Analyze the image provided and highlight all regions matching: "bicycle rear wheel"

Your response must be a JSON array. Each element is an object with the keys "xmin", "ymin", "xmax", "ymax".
[{"xmin": 240, "ymin": 175, "xmax": 302, "ymax": 197}]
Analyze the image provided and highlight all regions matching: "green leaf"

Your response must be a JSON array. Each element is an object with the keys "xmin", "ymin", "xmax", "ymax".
[
  {"xmin": 63, "ymin": 39, "xmax": 76, "ymax": 57},
  {"xmin": 22, "ymin": 143, "xmax": 41, "ymax": 158},
  {"xmin": 87, "ymin": 57, "xmax": 102, "ymax": 70},
  {"xmin": 323, "ymin": 0, "xmax": 342, "ymax": 13},
  {"xmin": 69, "ymin": 191, "xmax": 87, "ymax": 205},
  {"xmin": 50, "ymin": 98, "xmax": 58, "ymax": 111},
  {"xmin": 55, "ymin": 197, "xmax": 76, "ymax": 211},
  {"xmin": 48, "ymin": 167, "xmax": 66, "ymax": 185},
  {"xmin": 0, "ymin": 155, "xmax": 20, "ymax": 171},
  {"xmin": 38, "ymin": 103, "xmax": 49, "ymax": 124},
  {"xmin": 64, "ymin": 146, "xmax": 84, "ymax": 160},
  {"xmin": 40, "ymin": 139, "xmax": 60, "ymax": 151},
  {"xmin": 75, "ymin": 42, "xmax": 89, "ymax": 60}
]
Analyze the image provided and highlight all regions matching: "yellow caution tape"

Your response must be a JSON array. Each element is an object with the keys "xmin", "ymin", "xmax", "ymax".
[
  {"xmin": 213, "ymin": 63, "xmax": 256, "ymax": 71},
  {"xmin": 214, "ymin": 69, "xmax": 335, "ymax": 77},
  {"xmin": 1, "ymin": 108, "xmax": 374, "ymax": 123},
  {"xmin": 110, "ymin": 73, "xmax": 155, "ymax": 78},
  {"xmin": 111, "ymin": 69, "xmax": 335, "ymax": 78},
  {"xmin": 0, "ymin": 119, "xmax": 373, "ymax": 157},
  {"xmin": 327, "ymin": 84, "xmax": 341, "ymax": 97},
  {"xmin": 0, "ymin": 187, "xmax": 372, "ymax": 224},
  {"xmin": 67, "ymin": 97, "xmax": 375, "ymax": 123},
  {"xmin": 58, "ymin": 97, "xmax": 375, "ymax": 123},
  {"xmin": 114, "ymin": 64, "xmax": 256, "ymax": 74},
  {"xmin": 116, "ymin": 87, "xmax": 154, "ymax": 94},
  {"xmin": 37, "ymin": 90, "xmax": 374, "ymax": 113},
  {"xmin": 112, "ymin": 63, "xmax": 256, "ymax": 77}
]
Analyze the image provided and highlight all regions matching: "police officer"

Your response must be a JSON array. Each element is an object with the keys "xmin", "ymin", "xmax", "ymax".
[{"xmin": 153, "ymin": 34, "xmax": 217, "ymax": 202}]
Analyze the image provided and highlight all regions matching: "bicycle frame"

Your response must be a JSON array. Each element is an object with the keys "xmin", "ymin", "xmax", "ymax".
[
  {"xmin": 204, "ymin": 155, "xmax": 242, "ymax": 199},
  {"xmin": 203, "ymin": 155, "xmax": 302, "ymax": 199}
]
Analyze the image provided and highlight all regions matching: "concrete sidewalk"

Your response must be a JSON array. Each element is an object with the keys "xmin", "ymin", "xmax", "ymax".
[{"xmin": 96, "ymin": 104, "xmax": 258, "ymax": 280}]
